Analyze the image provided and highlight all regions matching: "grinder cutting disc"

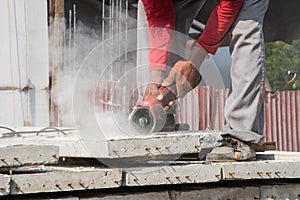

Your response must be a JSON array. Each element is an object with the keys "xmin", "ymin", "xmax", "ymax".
[
  {"xmin": 129, "ymin": 105, "xmax": 166, "ymax": 134},
  {"xmin": 128, "ymin": 86, "xmax": 176, "ymax": 134}
]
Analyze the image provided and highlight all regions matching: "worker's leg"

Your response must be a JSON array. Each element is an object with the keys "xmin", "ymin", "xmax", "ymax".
[
  {"xmin": 168, "ymin": 0, "xmax": 207, "ymax": 67},
  {"xmin": 223, "ymin": 0, "xmax": 270, "ymax": 145}
]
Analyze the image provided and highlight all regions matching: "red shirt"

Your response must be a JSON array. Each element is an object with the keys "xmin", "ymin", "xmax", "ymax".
[{"xmin": 142, "ymin": 0, "xmax": 244, "ymax": 71}]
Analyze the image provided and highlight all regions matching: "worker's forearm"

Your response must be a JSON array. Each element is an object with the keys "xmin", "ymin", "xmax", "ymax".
[
  {"xmin": 197, "ymin": 0, "xmax": 244, "ymax": 54},
  {"xmin": 141, "ymin": 0, "xmax": 175, "ymax": 71}
]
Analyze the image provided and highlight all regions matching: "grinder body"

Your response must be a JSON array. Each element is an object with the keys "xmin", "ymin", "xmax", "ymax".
[{"xmin": 129, "ymin": 86, "xmax": 177, "ymax": 134}]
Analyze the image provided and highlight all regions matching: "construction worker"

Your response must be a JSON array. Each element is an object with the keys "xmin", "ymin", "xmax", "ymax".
[{"xmin": 140, "ymin": 0, "xmax": 269, "ymax": 161}]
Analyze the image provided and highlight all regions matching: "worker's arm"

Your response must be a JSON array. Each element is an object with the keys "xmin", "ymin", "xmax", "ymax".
[
  {"xmin": 141, "ymin": 0, "xmax": 175, "ymax": 72},
  {"xmin": 197, "ymin": 0, "xmax": 244, "ymax": 54},
  {"xmin": 162, "ymin": 0, "xmax": 244, "ymax": 98},
  {"xmin": 141, "ymin": 0, "xmax": 175, "ymax": 100}
]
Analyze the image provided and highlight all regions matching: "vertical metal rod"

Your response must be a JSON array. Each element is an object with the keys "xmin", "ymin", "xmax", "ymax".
[
  {"xmin": 24, "ymin": 0, "xmax": 31, "ymax": 125},
  {"xmin": 125, "ymin": 0, "xmax": 128, "ymax": 75},
  {"xmin": 109, "ymin": 0, "xmax": 113, "ymax": 81},
  {"xmin": 111, "ymin": 0, "xmax": 115, "ymax": 81},
  {"xmin": 63, "ymin": 10, "xmax": 67, "ymax": 71},
  {"xmin": 102, "ymin": 0, "xmax": 105, "ymax": 90},
  {"xmin": 73, "ymin": 4, "xmax": 77, "ymax": 67},
  {"xmin": 68, "ymin": 9, "xmax": 72, "ymax": 67},
  {"xmin": 119, "ymin": 0, "xmax": 122, "ymax": 83},
  {"xmin": 115, "ymin": 0, "xmax": 119, "ymax": 80},
  {"xmin": 102, "ymin": 0, "xmax": 105, "ymax": 41}
]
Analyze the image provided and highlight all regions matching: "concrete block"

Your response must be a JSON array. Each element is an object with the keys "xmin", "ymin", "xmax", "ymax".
[
  {"xmin": 107, "ymin": 131, "xmax": 222, "ymax": 158},
  {"xmin": 125, "ymin": 162, "xmax": 221, "ymax": 186},
  {"xmin": 0, "ymin": 128, "xmax": 94, "ymax": 158},
  {"xmin": 0, "ymin": 129, "xmax": 222, "ymax": 159},
  {"xmin": 0, "ymin": 145, "xmax": 58, "ymax": 167},
  {"xmin": 0, "ymin": 175, "xmax": 10, "ymax": 196},
  {"xmin": 221, "ymin": 160, "xmax": 300, "ymax": 180},
  {"xmin": 11, "ymin": 167, "xmax": 122, "ymax": 194}
]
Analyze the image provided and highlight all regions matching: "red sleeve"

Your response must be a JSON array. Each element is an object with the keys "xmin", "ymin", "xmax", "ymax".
[
  {"xmin": 141, "ymin": 0, "xmax": 175, "ymax": 71},
  {"xmin": 197, "ymin": 0, "xmax": 244, "ymax": 54}
]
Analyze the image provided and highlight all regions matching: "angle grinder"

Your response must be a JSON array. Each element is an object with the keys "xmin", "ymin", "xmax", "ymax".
[{"xmin": 128, "ymin": 86, "xmax": 177, "ymax": 134}]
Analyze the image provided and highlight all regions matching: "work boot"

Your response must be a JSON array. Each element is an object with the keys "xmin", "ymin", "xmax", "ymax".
[{"xmin": 206, "ymin": 136, "xmax": 256, "ymax": 162}]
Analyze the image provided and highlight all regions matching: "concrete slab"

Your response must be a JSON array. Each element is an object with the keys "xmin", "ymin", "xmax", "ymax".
[
  {"xmin": 0, "ymin": 128, "xmax": 223, "ymax": 158},
  {"xmin": 0, "ymin": 145, "xmax": 58, "ymax": 167},
  {"xmin": 107, "ymin": 131, "xmax": 222, "ymax": 158},
  {"xmin": 10, "ymin": 167, "xmax": 122, "ymax": 195},
  {"xmin": 0, "ymin": 175, "xmax": 10, "ymax": 196},
  {"xmin": 125, "ymin": 162, "xmax": 221, "ymax": 186},
  {"xmin": 220, "ymin": 160, "xmax": 300, "ymax": 180},
  {"xmin": 0, "ymin": 128, "xmax": 94, "ymax": 158}
]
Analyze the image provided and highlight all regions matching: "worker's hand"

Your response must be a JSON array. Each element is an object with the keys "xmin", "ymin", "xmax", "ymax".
[
  {"xmin": 143, "ymin": 70, "xmax": 166, "ymax": 101},
  {"xmin": 162, "ymin": 60, "xmax": 201, "ymax": 97}
]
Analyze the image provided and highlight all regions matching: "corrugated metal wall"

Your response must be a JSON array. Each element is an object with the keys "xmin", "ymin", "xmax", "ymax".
[
  {"xmin": 264, "ymin": 90, "xmax": 300, "ymax": 152},
  {"xmin": 176, "ymin": 86, "xmax": 228, "ymax": 131}
]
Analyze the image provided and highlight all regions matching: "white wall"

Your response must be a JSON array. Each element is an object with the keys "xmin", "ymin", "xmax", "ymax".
[{"xmin": 0, "ymin": 0, "xmax": 49, "ymax": 127}]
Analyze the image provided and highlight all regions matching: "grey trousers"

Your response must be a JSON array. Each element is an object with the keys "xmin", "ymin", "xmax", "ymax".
[
  {"xmin": 137, "ymin": 0, "xmax": 269, "ymax": 145},
  {"xmin": 224, "ymin": 0, "xmax": 269, "ymax": 145}
]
